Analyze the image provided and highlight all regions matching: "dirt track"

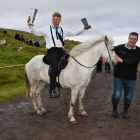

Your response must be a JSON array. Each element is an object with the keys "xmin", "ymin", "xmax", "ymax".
[{"xmin": 0, "ymin": 68, "xmax": 140, "ymax": 140}]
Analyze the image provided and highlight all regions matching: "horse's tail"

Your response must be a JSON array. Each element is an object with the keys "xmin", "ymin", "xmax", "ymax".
[{"xmin": 25, "ymin": 66, "xmax": 31, "ymax": 99}]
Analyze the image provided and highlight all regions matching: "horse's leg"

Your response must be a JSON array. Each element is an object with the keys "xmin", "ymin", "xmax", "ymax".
[
  {"xmin": 30, "ymin": 83, "xmax": 42, "ymax": 115},
  {"xmin": 68, "ymin": 88, "xmax": 79, "ymax": 123},
  {"xmin": 79, "ymin": 88, "xmax": 88, "ymax": 116},
  {"xmin": 36, "ymin": 81, "xmax": 46, "ymax": 114}
]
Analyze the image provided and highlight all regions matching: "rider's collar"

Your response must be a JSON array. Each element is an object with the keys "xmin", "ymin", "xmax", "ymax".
[{"xmin": 52, "ymin": 25, "xmax": 60, "ymax": 29}]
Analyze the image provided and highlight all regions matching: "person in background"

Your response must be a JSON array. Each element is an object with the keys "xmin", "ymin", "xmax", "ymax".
[
  {"xmin": 97, "ymin": 57, "xmax": 102, "ymax": 73},
  {"xmin": 33, "ymin": 41, "xmax": 40, "ymax": 47},
  {"xmin": 27, "ymin": 12, "xmax": 91, "ymax": 98},
  {"xmin": 4, "ymin": 30, "xmax": 7, "ymax": 34},
  {"xmin": 19, "ymin": 35, "xmax": 25, "ymax": 42},
  {"xmin": 26, "ymin": 39, "xmax": 30, "ymax": 45},
  {"xmin": 14, "ymin": 33, "xmax": 20, "ymax": 40},
  {"xmin": 112, "ymin": 32, "xmax": 140, "ymax": 118},
  {"xmin": 105, "ymin": 62, "xmax": 111, "ymax": 73},
  {"xmin": 29, "ymin": 39, "xmax": 33, "ymax": 46}
]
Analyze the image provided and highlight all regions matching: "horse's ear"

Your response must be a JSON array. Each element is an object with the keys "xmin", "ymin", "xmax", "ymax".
[{"xmin": 105, "ymin": 35, "xmax": 108, "ymax": 42}]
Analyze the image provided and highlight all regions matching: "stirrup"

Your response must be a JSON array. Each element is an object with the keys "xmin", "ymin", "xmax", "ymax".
[{"xmin": 49, "ymin": 90, "xmax": 60, "ymax": 98}]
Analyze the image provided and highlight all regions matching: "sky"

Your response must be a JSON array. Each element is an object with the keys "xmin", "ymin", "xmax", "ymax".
[{"xmin": 0, "ymin": 0, "xmax": 140, "ymax": 46}]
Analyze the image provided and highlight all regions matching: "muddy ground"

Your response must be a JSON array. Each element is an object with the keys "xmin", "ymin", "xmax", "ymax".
[{"xmin": 0, "ymin": 67, "xmax": 140, "ymax": 140}]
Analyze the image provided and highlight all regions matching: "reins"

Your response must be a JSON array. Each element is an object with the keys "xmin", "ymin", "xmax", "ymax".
[
  {"xmin": 57, "ymin": 41, "xmax": 114, "ymax": 91},
  {"xmin": 71, "ymin": 56, "xmax": 97, "ymax": 68},
  {"xmin": 71, "ymin": 41, "xmax": 114, "ymax": 79}
]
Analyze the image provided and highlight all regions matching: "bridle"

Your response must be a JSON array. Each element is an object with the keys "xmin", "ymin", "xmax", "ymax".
[
  {"xmin": 71, "ymin": 42, "xmax": 113, "ymax": 68},
  {"xmin": 71, "ymin": 41, "xmax": 113, "ymax": 79},
  {"xmin": 57, "ymin": 41, "xmax": 113, "ymax": 91}
]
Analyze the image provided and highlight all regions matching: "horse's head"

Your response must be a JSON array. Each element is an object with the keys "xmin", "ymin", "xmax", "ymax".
[
  {"xmin": 100, "ymin": 35, "xmax": 115, "ymax": 62},
  {"xmin": 70, "ymin": 34, "xmax": 115, "ymax": 64}
]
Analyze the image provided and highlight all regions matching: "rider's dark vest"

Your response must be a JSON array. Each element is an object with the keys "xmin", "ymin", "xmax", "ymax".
[
  {"xmin": 50, "ymin": 26, "xmax": 64, "ymax": 47},
  {"xmin": 43, "ymin": 26, "xmax": 69, "ymax": 76}
]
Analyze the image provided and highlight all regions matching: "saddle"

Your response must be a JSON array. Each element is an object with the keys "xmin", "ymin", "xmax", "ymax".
[{"xmin": 43, "ymin": 51, "xmax": 70, "ymax": 77}]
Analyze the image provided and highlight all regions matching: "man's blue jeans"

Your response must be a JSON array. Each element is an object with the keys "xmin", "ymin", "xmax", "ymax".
[{"xmin": 112, "ymin": 77, "xmax": 136, "ymax": 105}]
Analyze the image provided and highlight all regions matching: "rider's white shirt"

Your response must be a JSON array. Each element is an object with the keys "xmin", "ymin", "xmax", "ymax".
[{"xmin": 28, "ymin": 25, "xmax": 85, "ymax": 49}]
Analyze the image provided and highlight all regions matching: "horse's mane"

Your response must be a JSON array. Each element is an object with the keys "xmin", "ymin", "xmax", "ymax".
[{"xmin": 69, "ymin": 35, "xmax": 114, "ymax": 57}]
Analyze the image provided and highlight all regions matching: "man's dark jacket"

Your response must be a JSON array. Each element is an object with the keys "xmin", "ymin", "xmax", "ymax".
[{"xmin": 114, "ymin": 44, "xmax": 140, "ymax": 80}]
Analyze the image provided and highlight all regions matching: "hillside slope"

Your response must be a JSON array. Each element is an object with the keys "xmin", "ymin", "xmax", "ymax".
[{"xmin": 0, "ymin": 28, "xmax": 80, "ymax": 103}]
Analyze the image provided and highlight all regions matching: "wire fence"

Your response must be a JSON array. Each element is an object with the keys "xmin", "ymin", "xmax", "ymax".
[{"xmin": 0, "ymin": 64, "xmax": 25, "ymax": 69}]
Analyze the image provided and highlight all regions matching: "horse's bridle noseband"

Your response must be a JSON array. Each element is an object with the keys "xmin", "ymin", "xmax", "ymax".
[
  {"xmin": 70, "ymin": 41, "xmax": 114, "ymax": 80},
  {"xmin": 71, "ymin": 41, "xmax": 113, "ymax": 68}
]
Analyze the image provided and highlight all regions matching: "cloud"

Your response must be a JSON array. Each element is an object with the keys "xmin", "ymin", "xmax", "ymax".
[{"xmin": 0, "ymin": 0, "xmax": 140, "ymax": 45}]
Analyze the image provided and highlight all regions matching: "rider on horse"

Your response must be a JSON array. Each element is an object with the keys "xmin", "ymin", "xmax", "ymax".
[{"xmin": 27, "ymin": 12, "xmax": 91, "ymax": 98}]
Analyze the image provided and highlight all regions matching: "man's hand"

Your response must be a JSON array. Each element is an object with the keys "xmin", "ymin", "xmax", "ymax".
[
  {"xmin": 114, "ymin": 55, "xmax": 123, "ymax": 63},
  {"xmin": 84, "ymin": 25, "xmax": 91, "ymax": 30}
]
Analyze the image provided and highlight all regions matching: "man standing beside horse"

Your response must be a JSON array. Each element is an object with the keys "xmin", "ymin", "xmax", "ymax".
[
  {"xmin": 27, "ymin": 12, "xmax": 91, "ymax": 98},
  {"xmin": 112, "ymin": 32, "xmax": 140, "ymax": 118}
]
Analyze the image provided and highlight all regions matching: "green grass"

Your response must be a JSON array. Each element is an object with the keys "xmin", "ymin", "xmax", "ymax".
[
  {"xmin": 0, "ymin": 28, "xmax": 80, "ymax": 103},
  {"xmin": 0, "ymin": 81, "xmax": 25, "ymax": 103}
]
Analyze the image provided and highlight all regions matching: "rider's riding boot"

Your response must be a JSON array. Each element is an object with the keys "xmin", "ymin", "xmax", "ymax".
[
  {"xmin": 112, "ymin": 102, "xmax": 118, "ymax": 117},
  {"xmin": 123, "ymin": 104, "xmax": 130, "ymax": 118},
  {"xmin": 49, "ymin": 90, "xmax": 60, "ymax": 98}
]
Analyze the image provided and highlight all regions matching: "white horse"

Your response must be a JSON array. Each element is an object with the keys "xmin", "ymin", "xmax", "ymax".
[{"xmin": 25, "ymin": 35, "xmax": 114, "ymax": 123}]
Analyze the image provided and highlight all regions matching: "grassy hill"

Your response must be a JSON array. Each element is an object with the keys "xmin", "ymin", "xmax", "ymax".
[{"xmin": 0, "ymin": 28, "xmax": 80, "ymax": 103}]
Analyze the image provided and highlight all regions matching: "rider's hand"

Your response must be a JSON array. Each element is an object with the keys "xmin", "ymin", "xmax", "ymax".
[
  {"xmin": 27, "ymin": 16, "xmax": 31, "ymax": 23},
  {"xmin": 84, "ymin": 25, "xmax": 91, "ymax": 30},
  {"xmin": 27, "ymin": 16, "xmax": 33, "ymax": 26}
]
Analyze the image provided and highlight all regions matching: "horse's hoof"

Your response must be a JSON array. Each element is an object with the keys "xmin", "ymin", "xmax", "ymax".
[
  {"xmin": 80, "ymin": 113, "xmax": 88, "ymax": 117},
  {"xmin": 70, "ymin": 120, "xmax": 77, "ymax": 124},
  {"xmin": 79, "ymin": 111, "xmax": 88, "ymax": 117},
  {"xmin": 70, "ymin": 117, "xmax": 77, "ymax": 124},
  {"xmin": 37, "ymin": 110, "xmax": 43, "ymax": 115},
  {"xmin": 41, "ymin": 108, "xmax": 46, "ymax": 114}
]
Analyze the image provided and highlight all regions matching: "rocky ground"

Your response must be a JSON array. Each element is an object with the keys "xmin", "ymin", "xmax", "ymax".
[{"xmin": 0, "ymin": 68, "xmax": 140, "ymax": 140}]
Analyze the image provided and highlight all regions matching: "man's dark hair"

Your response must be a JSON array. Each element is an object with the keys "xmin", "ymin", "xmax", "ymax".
[{"xmin": 129, "ymin": 32, "xmax": 139, "ymax": 39}]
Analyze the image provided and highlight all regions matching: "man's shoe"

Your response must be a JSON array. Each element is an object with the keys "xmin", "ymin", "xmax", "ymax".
[
  {"xmin": 108, "ymin": 71, "xmax": 111, "ymax": 73},
  {"xmin": 49, "ymin": 90, "xmax": 60, "ymax": 98},
  {"xmin": 123, "ymin": 110, "xmax": 129, "ymax": 118},
  {"xmin": 123, "ymin": 104, "xmax": 130, "ymax": 118},
  {"xmin": 112, "ymin": 103, "xmax": 118, "ymax": 117}
]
